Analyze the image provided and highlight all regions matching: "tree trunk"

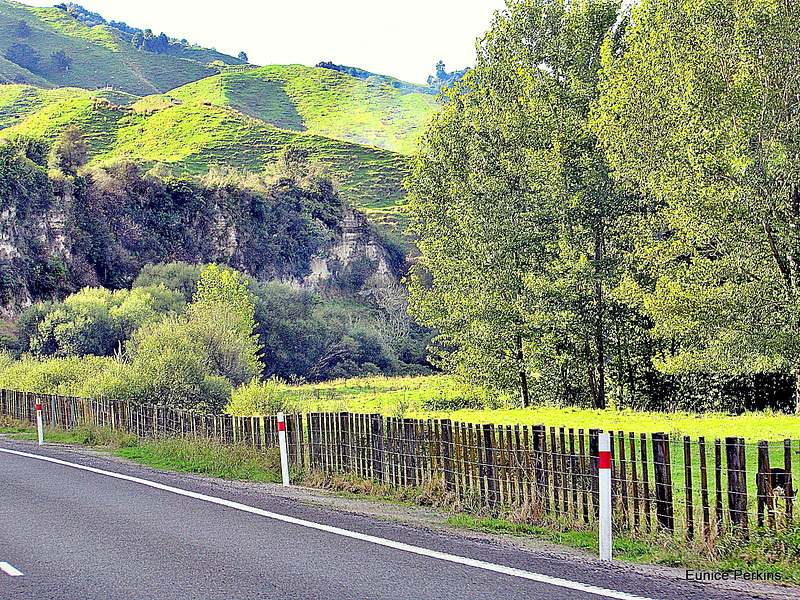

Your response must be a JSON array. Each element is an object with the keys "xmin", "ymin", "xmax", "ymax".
[
  {"xmin": 516, "ymin": 333, "xmax": 530, "ymax": 408},
  {"xmin": 595, "ymin": 224, "xmax": 606, "ymax": 410},
  {"xmin": 795, "ymin": 364, "xmax": 800, "ymax": 415},
  {"xmin": 587, "ymin": 358, "xmax": 599, "ymax": 409}
]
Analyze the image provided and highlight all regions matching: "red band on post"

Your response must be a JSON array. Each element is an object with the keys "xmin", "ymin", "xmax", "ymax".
[
  {"xmin": 278, "ymin": 421, "xmax": 285, "ymax": 432},
  {"xmin": 35, "ymin": 404, "xmax": 42, "ymax": 411},
  {"xmin": 599, "ymin": 451, "xmax": 611, "ymax": 469}
]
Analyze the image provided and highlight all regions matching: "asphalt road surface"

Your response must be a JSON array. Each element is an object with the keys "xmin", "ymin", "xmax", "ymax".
[{"xmin": 0, "ymin": 437, "xmax": 793, "ymax": 600}]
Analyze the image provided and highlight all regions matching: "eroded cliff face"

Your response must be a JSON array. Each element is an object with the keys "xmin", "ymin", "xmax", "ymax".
[
  {"xmin": 302, "ymin": 209, "xmax": 400, "ymax": 299},
  {"xmin": 0, "ymin": 195, "xmax": 80, "ymax": 318},
  {"xmin": 0, "ymin": 183, "xmax": 402, "ymax": 318}
]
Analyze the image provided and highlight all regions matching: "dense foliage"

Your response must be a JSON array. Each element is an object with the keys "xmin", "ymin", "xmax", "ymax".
[
  {"xmin": 0, "ymin": 132, "xmax": 346, "ymax": 307},
  {"xmin": 408, "ymin": 0, "xmax": 800, "ymax": 413},
  {"xmin": 592, "ymin": 0, "xmax": 800, "ymax": 414},
  {"xmin": 408, "ymin": 0, "xmax": 646, "ymax": 409}
]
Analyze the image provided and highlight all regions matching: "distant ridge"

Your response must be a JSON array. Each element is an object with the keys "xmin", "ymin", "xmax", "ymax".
[
  {"xmin": 0, "ymin": 0, "xmax": 245, "ymax": 95},
  {"xmin": 169, "ymin": 64, "xmax": 438, "ymax": 155}
]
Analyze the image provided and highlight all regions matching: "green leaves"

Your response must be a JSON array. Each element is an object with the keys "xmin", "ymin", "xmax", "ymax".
[
  {"xmin": 408, "ymin": 0, "xmax": 634, "ymax": 407},
  {"xmin": 593, "ymin": 0, "xmax": 800, "ymax": 386}
]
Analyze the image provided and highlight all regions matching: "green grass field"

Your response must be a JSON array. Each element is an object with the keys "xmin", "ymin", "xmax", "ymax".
[
  {"xmin": 4, "ymin": 94, "xmax": 411, "ymax": 211},
  {"xmin": 169, "ymin": 65, "xmax": 438, "ymax": 155},
  {"xmin": 0, "ymin": 83, "xmax": 142, "ymax": 128},
  {"xmin": 253, "ymin": 375, "xmax": 800, "ymax": 442}
]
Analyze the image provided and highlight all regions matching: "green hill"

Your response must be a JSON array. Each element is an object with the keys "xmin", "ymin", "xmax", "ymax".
[
  {"xmin": 169, "ymin": 65, "xmax": 438, "ymax": 155},
  {"xmin": 5, "ymin": 95, "xmax": 410, "ymax": 211},
  {"xmin": 0, "ymin": 0, "xmax": 245, "ymax": 95},
  {"xmin": 0, "ymin": 83, "xmax": 138, "ymax": 128}
]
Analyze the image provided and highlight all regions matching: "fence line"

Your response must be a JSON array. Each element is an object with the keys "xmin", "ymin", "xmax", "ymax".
[{"xmin": 2, "ymin": 389, "xmax": 798, "ymax": 542}]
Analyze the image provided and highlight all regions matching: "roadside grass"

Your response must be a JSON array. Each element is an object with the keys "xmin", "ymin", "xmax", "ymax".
[
  {"xmin": 115, "ymin": 438, "xmax": 281, "ymax": 482},
  {"xmin": 0, "ymin": 419, "xmax": 281, "ymax": 483},
  {"xmin": 303, "ymin": 468, "xmax": 800, "ymax": 584},
  {"xmin": 446, "ymin": 514, "xmax": 800, "ymax": 583}
]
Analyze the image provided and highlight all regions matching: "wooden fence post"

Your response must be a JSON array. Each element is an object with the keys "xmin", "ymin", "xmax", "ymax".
[
  {"xmin": 370, "ymin": 413, "xmax": 384, "ymax": 483},
  {"xmin": 550, "ymin": 426, "xmax": 560, "ymax": 514},
  {"xmin": 532, "ymin": 425, "xmax": 548, "ymax": 512},
  {"xmin": 618, "ymin": 431, "xmax": 629, "ymax": 528},
  {"xmin": 757, "ymin": 440, "xmax": 775, "ymax": 531},
  {"xmin": 652, "ymin": 432, "xmax": 674, "ymax": 532},
  {"xmin": 683, "ymin": 436, "xmax": 694, "ymax": 540},
  {"xmin": 482, "ymin": 423, "xmax": 497, "ymax": 509},
  {"xmin": 589, "ymin": 429, "xmax": 599, "ymax": 519},
  {"xmin": 785, "ymin": 439, "xmax": 794, "ymax": 526},
  {"xmin": 580, "ymin": 429, "xmax": 589, "ymax": 524},
  {"xmin": 698, "ymin": 437, "xmax": 711, "ymax": 540},
  {"xmin": 569, "ymin": 429, "xmax": 578, "ymax": 519},
  {"xmin": 640, "ymin": 433, "xmax": 651, "ymax": 532},
  {"xmin": 726, "ymin": 436, "xmax": 748, "ymax": 537},
  {"xmin": 628, "ymin": 432, "xmax": 639, "ymax": 531}
]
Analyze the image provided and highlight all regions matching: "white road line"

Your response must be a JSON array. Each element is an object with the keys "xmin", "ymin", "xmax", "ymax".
[
  {"xmin": 0, "ymin": 562, "xmax": 24, "ymax": 576},
  {"xmin": 0, "ymin": 447, "xmax": 656, "ymax": 600}
]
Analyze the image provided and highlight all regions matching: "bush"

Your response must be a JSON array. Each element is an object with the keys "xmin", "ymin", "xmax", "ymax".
[
  {"xmin": 5, "ymin": 43, "xmax": 39, "ymax": 70},
  {"xmin": 20, "ymin": 285, "xmax": 184, "ymax": 357},
  {"xmin": 0, "ymin": 354, "xmax": 119, "ymax": 396},
  {"xmin": 227, "ymin": 378, "xmax": 291, "ymax": 415}
]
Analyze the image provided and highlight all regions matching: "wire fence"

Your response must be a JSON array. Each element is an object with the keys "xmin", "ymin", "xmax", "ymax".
[{"xmin": 2, "ymin": 389, "xmax": 798, "ymax": 542}]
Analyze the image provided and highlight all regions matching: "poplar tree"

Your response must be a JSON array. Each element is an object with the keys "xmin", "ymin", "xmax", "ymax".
[
  {"xmin": 408, "ymin": 0, "xmax": 633, "ymax": 408},
  {"xmin": 594, "ymin": 0, "xmax": 800, "ymax": 412}
]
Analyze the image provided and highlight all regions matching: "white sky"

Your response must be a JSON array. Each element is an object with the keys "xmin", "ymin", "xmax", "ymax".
[{"xmin": 22, "ymin": 0, "xmax": 508, "ymax": 84}]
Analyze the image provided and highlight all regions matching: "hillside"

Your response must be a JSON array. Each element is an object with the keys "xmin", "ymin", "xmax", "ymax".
[
  {"xmin": 0, "ymin": 83, "xmax": 138, "ymax": 128},
  {"xmin": 169, "ymin": 65, "xmax": 438, "ymax": 155},
  {"xmin": 0, "ymin": 0, "xmax": 245, "ymax": 95},
  {"xmin": 4, "ymin": 95, "xmax": 410, "ymax": 211}
]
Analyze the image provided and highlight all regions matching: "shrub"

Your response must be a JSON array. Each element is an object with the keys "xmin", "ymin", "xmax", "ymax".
[
  {"xmin": 227, "ymin": 377, "xmax": 291, "ymax": 415},
  {"xmin": 5, "ymin": 43, "xmax": 39, "ymax": 71}
]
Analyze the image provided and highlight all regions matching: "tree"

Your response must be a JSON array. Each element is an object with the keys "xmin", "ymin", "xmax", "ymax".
[
  {"xmin": 5, "ymin": 43, "xmax": 39, "ymax": 71},
  {"xmin": 238, "ymin": 51, "xmax": 248, "ymax": 62},
  {"xmin": 187, "ymin": 264, "xmax": 261, "ymax": 385},
  {"xmin": 593, "ymin": 0, "xmax": 800, "ymax": 413},
  {"xmin": 14, "ymin": 20, "xmax": 31, "ymax": 39},
  {"xmin": 279, "ymin": 145, "xmax": 309, "ymax": 178},
  {"xmin": 50, "ymin": 126, "xmax": 88, "ymax": 175},
  {"xmin": 435, "ymin": 60, "xmax": 446, "ymax": 80},
  {"xmin": 408, "ymin": 0, "xmax": 631, "ymax": 408},
  {"xmin": 50, "ymin": 49, "xmax": 73, "ymax": 73}
]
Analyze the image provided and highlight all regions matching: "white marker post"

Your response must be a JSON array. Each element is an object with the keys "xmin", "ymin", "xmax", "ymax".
[
  {"xmin": 35, "ymin": 398, "xmax": 44, "ymax": 446},
  {"xmin": 599, "ymin": 432, "xmax": 612, "ymax": 561},
  {"xmin": 276, "ymin": 412, "xmax": 290, "ymax": 487}
]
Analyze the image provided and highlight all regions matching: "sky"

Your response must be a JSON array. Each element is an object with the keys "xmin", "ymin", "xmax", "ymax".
[{"xmin": 22, "ymin": 0, "xmax": 508, "ymax": 84}]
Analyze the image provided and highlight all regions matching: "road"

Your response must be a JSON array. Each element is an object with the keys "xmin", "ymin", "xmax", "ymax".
[{"xmin": 0, "ymin": 437, "xmax": 792, "ymax": 600}]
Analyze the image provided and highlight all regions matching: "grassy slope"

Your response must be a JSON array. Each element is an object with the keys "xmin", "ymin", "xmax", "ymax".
[
  {"xmin": 169, "ymin": 64, "xmax": 438, "ymax": 156},
  {"xmin": 5, "ymin": 96, "xmax": 410, "ymax": 209},
  {"xmin": 0, "ymin": 83, "xmax": 140, "ymax": 128},
  {"xmin": 0, "ymin": 1, "xmax": 240, "ymax": 95}
]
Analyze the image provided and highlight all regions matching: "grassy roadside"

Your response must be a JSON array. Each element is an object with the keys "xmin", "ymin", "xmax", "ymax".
[
  {"xmin": 2, "ymin": 417, "xmax": 798, "ymax": 585},
  {"xmin": 445, "ymin": 514, "xmax": 800, "ymax": 583},
  {"xmin": 302, "ymin": 469, "xmax": 800, "ymax": 585},
  {"xmin": 0, "ymin": 418, "xmax": 281, "ymax": 483}
]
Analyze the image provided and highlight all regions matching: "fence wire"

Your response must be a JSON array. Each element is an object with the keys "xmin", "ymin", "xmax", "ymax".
[{"xmin": 2, "ymin": 389, "xmax": 798, "ymax": 542}]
